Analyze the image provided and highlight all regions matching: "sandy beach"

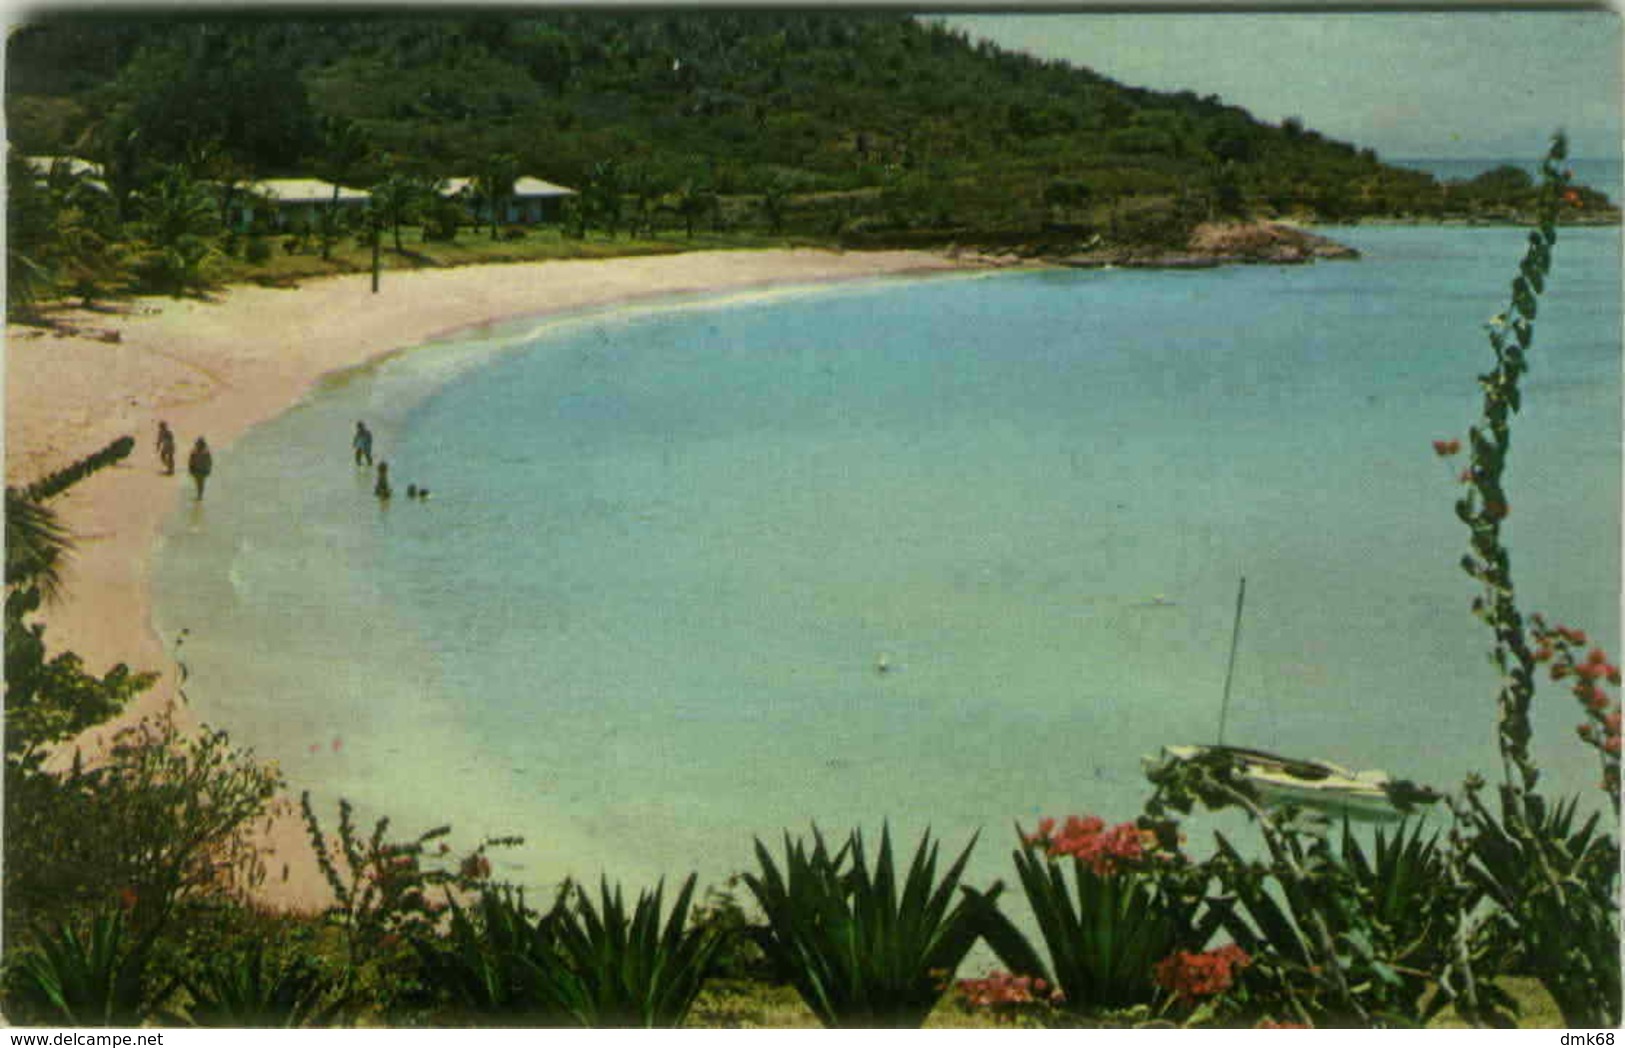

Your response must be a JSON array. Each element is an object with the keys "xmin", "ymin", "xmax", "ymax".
[{"xmin": 4, "ymin": 247, "xmax": 988, "ymax": 912}]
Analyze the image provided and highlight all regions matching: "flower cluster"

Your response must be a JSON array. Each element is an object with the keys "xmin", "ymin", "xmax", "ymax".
[
  {"xmin": 1531, "ymin": 614, "xmax": 1621, "ymax": 795},
  {"xmin": 955, "ymin": 970, "xmax": 1062, "ymax": 1020},
  {"xmin": 1022, "ymin": 815, "xmax": 1157, "ymax": 876},
  {"xmin": 1153, "ymin": 944, "xmax": 1252, "ymax": 1005}
]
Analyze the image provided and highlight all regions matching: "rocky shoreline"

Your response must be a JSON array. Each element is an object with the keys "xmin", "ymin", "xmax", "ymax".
[{"xmin": 1052, "ymin": 220, "xmax": 1361, "ymax": 270}]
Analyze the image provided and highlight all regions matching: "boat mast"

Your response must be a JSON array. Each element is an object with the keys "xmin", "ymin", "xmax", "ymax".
[{"xmin": 1217, "ymin": 577, "xmax": 1246, "ymax": 746}]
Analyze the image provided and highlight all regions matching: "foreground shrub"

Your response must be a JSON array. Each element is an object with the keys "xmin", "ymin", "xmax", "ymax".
[
  {"xmin": 1459, "ymin": 788, "xmax": 1619, "ymax": 1027},
  {"xmin": 5, "ymin": 909, "xmax": 176, "ymax": 1026},
  {"xmin": 416, "ymin": 876, "xmax": 721, "ymax": 1027},
  {"xmin": 967, "ymin": 816, "xmax": 1215, "ymax": 1018},
  {"xmin": 1145, "ymin": 751, "xmax": 1459, "ymax": 1026},
  {"xmin": 180, "ymin": 936, "xmax": 344, "ymax": 1028},
  {"xmin": 537, "ymin": 874, "xmax": 722, "ymax": 1027},
  {"xmin": 743, "ymin": 825, "xmax": 983, "ymax": 1028},
  {"xmin": 413, "ymin": 887, "xmax": 563, "ymax": 1025}
]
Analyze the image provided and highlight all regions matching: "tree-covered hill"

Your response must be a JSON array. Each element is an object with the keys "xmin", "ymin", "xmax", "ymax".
[{"xmin": 5, "ymin": 10, "xmax": 1614, "ymax": 256}]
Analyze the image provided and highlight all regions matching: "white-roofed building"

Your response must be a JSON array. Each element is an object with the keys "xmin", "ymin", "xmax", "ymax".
[
  {"xmin": 238, "ymin": 178, "xmax": 371, "ymax": 231},
  {"xmin": 20, "ymin": 154, "xmax": 109, "ymax": 194},
  {"xmin": 444, "ymin": 175, "xmax": 576, "ymax": 225}
]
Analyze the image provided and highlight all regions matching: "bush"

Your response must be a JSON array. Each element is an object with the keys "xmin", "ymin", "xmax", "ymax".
[
  {"xmin": 968, "ymin": 816, "xmax": 1216, "ymax": 1018},
  {"xmin": 743, "ymin": 825, "xmax": 983, "ymax": 1028}
]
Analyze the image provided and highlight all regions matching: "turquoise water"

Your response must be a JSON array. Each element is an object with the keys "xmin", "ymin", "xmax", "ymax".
[{"xmin": 154, "ymin": 225, "xmax": 1620, "ymax": 898}]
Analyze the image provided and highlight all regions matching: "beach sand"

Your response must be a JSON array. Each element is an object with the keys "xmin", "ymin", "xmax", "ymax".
[{"xmin": 4, "ymin": 247, "xmax": 990, "ymax": 913}]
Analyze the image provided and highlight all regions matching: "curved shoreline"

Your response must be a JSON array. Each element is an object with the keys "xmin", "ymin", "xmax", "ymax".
[{"xmin": 4, "ymin": 248, "xmax": 993, "ymax": 912}]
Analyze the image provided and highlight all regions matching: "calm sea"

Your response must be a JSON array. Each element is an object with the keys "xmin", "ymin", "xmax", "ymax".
[{"xmin": 154, "ymin": 224, "xmax": 1620, "ymax": 898}]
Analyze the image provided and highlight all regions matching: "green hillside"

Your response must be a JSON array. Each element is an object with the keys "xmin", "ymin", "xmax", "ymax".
[{"xmin": 13, "ymin": 13, "xmax": 1610, "ymax": 232}]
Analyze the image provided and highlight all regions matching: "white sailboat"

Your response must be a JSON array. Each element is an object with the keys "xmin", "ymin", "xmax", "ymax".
[{"xmin": 1146, "ymin": 578, "xmax": 1440, "ymax": 820}]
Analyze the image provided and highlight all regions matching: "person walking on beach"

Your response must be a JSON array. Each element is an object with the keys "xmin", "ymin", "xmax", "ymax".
[
  {"xmin": 353, "ymin": 421, "xmax": 374, "ymax": 466},
  {"xmin": 374, "ymin": 461, "xmax": 393, "ymax": 501},
  {"xmin": 187, "ymin": 437, "xmax": 213, "ymax": 500},
  {"xmin": 156, "ymin": 421, "xmax": 176, "ymax": 475}
]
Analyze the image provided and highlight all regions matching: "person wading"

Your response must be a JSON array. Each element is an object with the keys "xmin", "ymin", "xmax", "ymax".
[
  {"xmin": 353, "ymin": 421, "xmax": 374, "ymax": 466},
  {"xmin": 156, "ymin": 421, "xmax": 176, "ymax": 475},
  {"xmin": 188, "ymin": 437, "xmax": 213, "ymax": 500}
]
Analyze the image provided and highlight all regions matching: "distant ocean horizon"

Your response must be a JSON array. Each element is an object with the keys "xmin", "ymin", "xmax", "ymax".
[{"xmin": 1391, "ymin": 155, "xmax": 1623, "ymax": 201}]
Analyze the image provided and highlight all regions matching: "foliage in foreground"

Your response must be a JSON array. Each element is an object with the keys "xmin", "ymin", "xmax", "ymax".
[
  {"xmin": 5, "ymin": 910, "xmax": 176, "ymax": 1027},
  {"xmin": 742, "ymin": 825, "xmax": 983, "ymax": 1028},
  {"xmin": 967, "ymin": 816, "xmax": 1215, "ymax": 1018}
]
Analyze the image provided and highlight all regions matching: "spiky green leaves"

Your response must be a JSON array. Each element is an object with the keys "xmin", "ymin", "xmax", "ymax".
[{"xmin": 743, "ymin": 824, "xmax": 981, "ymax": 1028}]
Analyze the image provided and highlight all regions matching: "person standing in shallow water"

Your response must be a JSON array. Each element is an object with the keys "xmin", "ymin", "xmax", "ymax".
[
  {"xmin": 156, "ymin": 421, "xmax": 176, "ymax": 475},
  {"xmin": 353, "ymin": 421, "xmax": 374, "ymax": 466},
  {"xmin": 187, "ymin": 437, "xmax": 213, "ymax": 500},
  {"xmin": 374, "ymin": 461, "xmax": 392, "ymax": 501}
]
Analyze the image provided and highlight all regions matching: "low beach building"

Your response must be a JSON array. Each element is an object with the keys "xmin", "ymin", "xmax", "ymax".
[
  {"xmin": 20, "ymin": 154, "xmax": 109, "ymax": 193},
  {"xmin": 443, "ymin": 175, "xmax": 576, "ymax": 225},
  {"xmin": 238, "ymin": 178, "xmax": 371, "ymax": 231}
]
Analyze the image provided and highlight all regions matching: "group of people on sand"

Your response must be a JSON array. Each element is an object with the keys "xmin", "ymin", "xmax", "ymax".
[
  {"xmin": 352, "ymin": 421, "xmax": 430, "ymax": 503},
  {"xmin": 155, "ymin": 420, "xmax": 213, "ymax": 500}
]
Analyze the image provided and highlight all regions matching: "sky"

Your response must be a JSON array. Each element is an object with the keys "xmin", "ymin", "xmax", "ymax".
[{"xmin": 940, "ymin": 11, "xmax": 1622, "ymax": 162}]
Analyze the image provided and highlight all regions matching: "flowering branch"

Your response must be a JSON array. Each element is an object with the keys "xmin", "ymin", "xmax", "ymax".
[{"xmin": 1447, "ymin": 132, "xmax": 1572, "ymax": 809}]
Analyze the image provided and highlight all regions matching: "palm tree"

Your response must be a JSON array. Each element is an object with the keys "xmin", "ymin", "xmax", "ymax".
[
  {"xmin": 134, "ymin": 166, "xmax": 221, "ymax": 294},
  {"xmin": 4, "ymin": 490, "xmax": 72, "ymax": 602},
  {"xmin": 7, "ymin": 155, "xmax": 60, "ymax": 322},
  {"xmin": 472, "ymin": 153, "xmax": 520, "ymax": 240},
  {"xmin": 5, "ymin": 436, "xmax": 136, "ymax": 601},
  {"xmin": 312, "ymin": 117, "xmax": 373, "ymax": 260},
  {"xmin": 368, "ymin": 173, "xmax": 433, "ymax": 253}
]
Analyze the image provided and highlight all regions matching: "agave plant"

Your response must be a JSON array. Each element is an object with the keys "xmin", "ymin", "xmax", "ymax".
[
  {"xmin": 413, "ymin": 886, "xmax": 567, "ymax": 1024},
  {"xmin": 1463, "ymin": 789, "xmax": 1620, "ymax": 1027},
  {"xmin": 742, "ymin": 824, "xmax": 983, "ymax": 1028},
  {"xmin": 182, "ymin": 939, "xmax": 344, "ymax": 1027},
  {"xmin": 6, "ymin": 909, "xmax": 175, "ymax": 1026},
  {"xmin": 1338, "ymin": 818, "xmax": 1456, "ymax": 1019},
  {"xmin": 537, "ymin": 874, "xmax": 722, "ymax": 1027},
  {"xmin": 967, "ymin": 820, "xmax": 1213, "ymax": 1016}
]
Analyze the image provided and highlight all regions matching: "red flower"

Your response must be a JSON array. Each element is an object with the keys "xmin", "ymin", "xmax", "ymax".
[
  {"xmin": 956, "ymin": 970, "xmax": 1061, "ymax": 1013},
  {"xmin": 460, "ymin": 854, "xmax": 492, "ymax": 881},
  {"xmin": 117, "ymin": 886, "xmax": 140, "ymax": 912},
  {"xmin": 1607, "ymin": 735, "xmax": 1622, "ymax": 756},
  {"xmin": 1564, "ymin": 189, "xmax": 1584, "ymax": 207},
  {"xmin": 1028, "ymin": 815, "xmax": 1155, "ymax": 875},
  {"xmin": 1432, "ymin": 439, "xmax": 1461, "ymax": 457},
  {"xmin": 1154, "ymin": 945, "xmax": 1252, "ymax": 1004}
]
